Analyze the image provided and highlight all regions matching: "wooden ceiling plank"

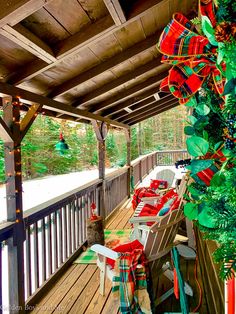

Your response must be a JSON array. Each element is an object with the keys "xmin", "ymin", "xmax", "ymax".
[
  {"xmin": 0, "ymin": 24, "xmax": 57, "ymax": 63},
  {"xmin": 74, "ymin": 56, "xmax": 162, "ymax": 106},
  {"xmin": 0, "ymin": 82, "xmax": 128, "ymax": 129},
  {"xmin": 103, "ymin": 0, "xmax": 126, "ymax": 25},
  {"xmin": 128, "ymin": 102, "xmax": 178, "ymax": 125},
  {"xmin": 0, "ymin": 0, "xmax": 54, "ymax": 28},
  {"xmin": 110, "ymin": 96, "xmax": 156, "ymax": 120},
  {"xmin": 102, "ymin": 86, "xmax": 164, "ymax": 117},
  {"xmin": 120, "ymin": 97, "xmax": 176, "ymax": 123},
  {"xmin": 48, "ymin": 33, "xmax": 158, "ymax": 98},
  {"xmin": 8, "ymin": 1, "xmax": 165, "ymax": 86},
  {"xmin": 94, "ymin": 71, "xmax": 167, "ymax": 113},
  {"xmin": 113, "ymin": 94, "xmax": 172, "ymax": 120},
  {"xmin": 0, "ymin": 117, "xmax": 13, "ymax": 142}
]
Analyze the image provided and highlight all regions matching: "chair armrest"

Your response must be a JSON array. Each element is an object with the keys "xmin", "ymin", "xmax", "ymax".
[
  {"xmin": 91, "ymin": 244, "xmax": 119, "ymax": 260},
  {"xmin": 137, "ymin": 225, "xmax": 150, "ymax": 232},
  {"xmin": 130, "ymin": 215, "xmax": 162, "ymax": 224}
]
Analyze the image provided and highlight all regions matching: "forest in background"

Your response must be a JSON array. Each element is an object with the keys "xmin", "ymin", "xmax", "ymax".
[{"xmin": 0, "ymin": 105, "xmax": 188, "ymax": 183}]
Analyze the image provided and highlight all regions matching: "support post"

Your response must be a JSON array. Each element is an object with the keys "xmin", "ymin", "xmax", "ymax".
[
  {"xmin": 125, "ymin": 128, "xmax": 132, "ymax": 197},
  {"xmin": 1, "ymin": 96, "xmax": 41, "ymax": 313},
  {"xmin": 92, "ymin": 120, "xmax": 108, "ymax": 218},
  {"xmin": 3, "ymin": 97, "xmax": 25, "ymax": 313},
  {"xmin": 138, "ymin": 122, "xmax": 142, "ymax": 156}
]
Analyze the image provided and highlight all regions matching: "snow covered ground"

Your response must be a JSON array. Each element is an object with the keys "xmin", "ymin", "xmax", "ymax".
[
  {"xmin": 0, "ymin": 165, "xmax": 184, "ymax": 222},
  {"xmin": 0, "ymin": 168, "xmax": 115, "ymax": 223}
]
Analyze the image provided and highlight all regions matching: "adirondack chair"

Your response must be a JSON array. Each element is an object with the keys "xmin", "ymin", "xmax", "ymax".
[
  {"xmin": 91, "ymin": 203, "xmax": 193, "ymax": 308},
  {"xmin": 130, "ymin": 175, "xmax": 188, "ymax": 242}
]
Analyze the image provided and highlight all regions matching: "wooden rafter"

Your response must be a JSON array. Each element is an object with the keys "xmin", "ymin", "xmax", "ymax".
[
  {"xmin": 103, "ymin": 0, "xmax": 126, "ymax": 25},
  {"xmin": 47, "ymin": 33, "xmax": 159, "ymax": 98},
  {"xmin": 8, "ymin": 0, "xmax": 164, "ymax": 86},
  {"xmin": 0, "ymin": 83, "xmax": 128, "ymax": 129},
  {"xmin": 120, "ymin": 97, "xmax": 176, "ymax": 123},
  {"xmin": 115, "ymin": 94, "xmax": 174, "ymax": 121},
  {"xmin": 88, "ymin": 70, "xmax": 168, "ymax": 113},
  {"xmin": 128, "ymin": 102, "xmax": 179, "ymax": 125},
  {"xmin": 0, "ymin": 24, "xmax": 57, "ymax": 64},
  {"xmin": 74, "ymin": 56, "xmax": 162, "ymax": 107},
  {"xmin": 0, "ymin": 0, "xmax": 54, "ymax": 28}
]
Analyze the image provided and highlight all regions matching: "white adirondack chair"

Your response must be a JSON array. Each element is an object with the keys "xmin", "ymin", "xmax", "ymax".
[
  {"xmin": 91, "ymin": 203, "xmax": 193, "ymax": 307},
  {"xmin": 130, "ymin": 175, "xmax": 189, "ymax": 241}
]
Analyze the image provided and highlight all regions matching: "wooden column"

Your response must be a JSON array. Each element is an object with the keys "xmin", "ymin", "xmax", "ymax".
[
  {"xmin": 125, "ymin": 128, "xmax": 132, "ymax": 197},
  {"xmin": 92, "ymin": 120, "xmax": 107, "ymax": 218},
  {"xmin": 1, "ymin": 97, "xmax": 41, "ymax": 313},
  {"xmin": 138, "ymin": 122, "xmax": 142, "ymax": 156}
]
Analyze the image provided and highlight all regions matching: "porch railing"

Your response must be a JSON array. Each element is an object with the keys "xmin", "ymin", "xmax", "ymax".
[{"xmin": 0, "ymin": 149, "xmax": 187, "ymax": 311}]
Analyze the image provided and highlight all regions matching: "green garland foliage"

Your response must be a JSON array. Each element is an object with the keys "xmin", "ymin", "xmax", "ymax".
[{"xmin": 183, "ymin": 0, "xmax": 236, "ymax": 280}]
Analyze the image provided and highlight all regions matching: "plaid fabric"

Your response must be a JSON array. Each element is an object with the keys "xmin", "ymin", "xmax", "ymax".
[
  {"xmin": 191, "ymin": 164, "xmax": 219, "ymax": 186},
  {"xmin": 157, "ymin": 8, "xmax": 225, "ymax": 104},
  {"xmin": 74, "ymin": 229, "xmax": 131, "ymax": 264},
  {"xmin": 157, "ymin": 13, "xmax": 212, "ymax": 58},
  {"xmin": 200, "ymin": 0, "xmax": 216, "ymax": 27},
  {"xmin": 112, "ymin": 249, "xmax": 152, "ymax": 314}
]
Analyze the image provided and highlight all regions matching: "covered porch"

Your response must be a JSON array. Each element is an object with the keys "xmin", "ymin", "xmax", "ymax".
[{"xmin": 0, "ymin": 0, "xmax": 230, "ymax": 313}]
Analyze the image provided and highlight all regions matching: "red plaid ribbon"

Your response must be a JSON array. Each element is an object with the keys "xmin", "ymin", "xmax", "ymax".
[{"xmin": 157, "ymin": 1, "xmax": 225, "ymax": 104}]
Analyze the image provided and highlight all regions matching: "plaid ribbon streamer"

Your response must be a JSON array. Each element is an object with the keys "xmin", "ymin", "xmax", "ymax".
[
  {"xmin": 112, "ymin": 249, "xmax": 152, "ymax": 314},
  {"xmin": 157, "ymin": 1, "xmax": 225, "ymax": 104}
]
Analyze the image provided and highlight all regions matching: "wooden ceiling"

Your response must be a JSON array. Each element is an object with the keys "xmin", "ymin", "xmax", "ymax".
[{"xmin": 0, "ymin": 0, "xmax": 197, "ymax": 129}]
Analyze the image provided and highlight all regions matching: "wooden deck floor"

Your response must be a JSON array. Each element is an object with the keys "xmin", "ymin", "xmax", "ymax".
[{"xmin": 30, "ymin": 201, "xmax": 208, "ymax": 314}]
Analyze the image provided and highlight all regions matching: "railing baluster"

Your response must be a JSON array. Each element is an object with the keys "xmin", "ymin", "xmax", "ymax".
[
  {"xmin": 67, "ymin": 204, "xmax": 72, "ymax": 256},
  {"xmin": 58, "ymin": 208, "xmax": 63, "ymax": 264},
  {"xmin": 47, "ymin": 215, "xmax": 52, "ymax": 276},
  {"xmin": 53, "ymin": 212, "xmax": 58, "ymax": 271},
  {"xmin": 72, "ymin": 200, "xmax": 76, "ymax": 252},
  {"xmin": 41, "ymin": 219, "xmax": 46, "ymax": 282},
  {"xmin": 25, "ymin": 227, "xmax": 32, "ymax": 298},
  {"xmin": 62, "ymin": 206, "xmax": 67, "ymax": 260},
  {"xmin": 33, "ymin": 222, "xmax": 39, "ymax": 290}
]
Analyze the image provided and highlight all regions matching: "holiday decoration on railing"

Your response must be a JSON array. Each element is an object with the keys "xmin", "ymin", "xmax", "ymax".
[
  {"xmin": 157, "ymin": 0, "xmax": 236, "ymax": 280},
  {"xmin": 55, "ymin": 133, "xmax": 69, "ymax": 155},
  {"xmin": 90, "ymin": 202, "xmax": 98, "ymax": 221}
]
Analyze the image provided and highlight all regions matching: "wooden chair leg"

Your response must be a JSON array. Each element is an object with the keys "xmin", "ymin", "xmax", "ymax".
[{"xmin": 99, "ymin": 255, "xmax": 106, "ymax": 296}]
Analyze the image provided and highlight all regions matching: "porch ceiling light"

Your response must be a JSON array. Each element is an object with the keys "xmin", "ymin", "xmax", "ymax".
[{"xmin": 154, "ymin": 92, "xmax": 160, "ymax": 101}]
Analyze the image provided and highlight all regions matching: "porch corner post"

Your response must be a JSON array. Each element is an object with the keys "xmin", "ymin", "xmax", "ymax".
[
  {"xmin": 125, "ymin": 128, "xmax": 132, "ymax": 198},
  {"xmin": 92, "ymin": 120, "xmax": 107, "ymax": 218},
  {"xmin": 2, "ymin": 97, "xmax": 25, "ymax": 314}
]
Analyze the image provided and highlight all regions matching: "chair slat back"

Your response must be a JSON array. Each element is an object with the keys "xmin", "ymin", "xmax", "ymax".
[
  {"xmin": 143, "ymin": 175, "xmax": 189, "ymax": 260},
  {"xmin": 156, "ymin": 169, "xmax": 175, "ymax": 187}
]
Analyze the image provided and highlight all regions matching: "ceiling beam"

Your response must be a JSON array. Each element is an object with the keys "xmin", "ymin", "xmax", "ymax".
[
  {"xmin": 120, "ymin": 97, "xmax": 176, "ymax": 123},
  {"xmin": 114, "ymin": 94, "xmax": 173, "ymax": 121},
  {"xmin": 128, "ymin": 102, "xmax": 179, "ymax": 125},
  {"xmin": 8, "ymin": 0, "xmax": 166, "ymax": 86},
  {"xmin": 74, "ymin": 56, "xmax": 162, "ymax": 107},
  {"xmin": 0, "ymin": 83, "xmax": 128, "ymax": 129},
  {"xmin": 47, "ymin": 33, "xmax": 159, "ymax": 98},
  {"xmin": 0, "ymin": 24, "xmax": 57, "ymax": 64},
  {"xmin": 99, "ymin": 72, "xmax": 168, "ymax": 115},
  {"xmin": 89, "ymin": 70, "xmax": 168, "ymax": 113},
  {"xmin": 110, "ymin": 92, "xmax": 171, "ymax": 120},
  {"xmin": 0, "ymin": 0, "xmax": 54, "ymax": 28},
  {"xmin": 103, "ymin": 0, "xmax": 126, "ymax": 25}
]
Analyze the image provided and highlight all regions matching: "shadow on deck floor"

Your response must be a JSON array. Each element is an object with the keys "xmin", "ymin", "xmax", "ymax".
[{"xmin": 29, "ymin": 201, "xmax": 208, "ymax": 314}]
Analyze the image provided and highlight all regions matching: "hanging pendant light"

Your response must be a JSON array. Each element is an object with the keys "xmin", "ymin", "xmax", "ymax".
[{"xmin": 55, "ymin": 133, "xmax": 69, "ymax": 155}]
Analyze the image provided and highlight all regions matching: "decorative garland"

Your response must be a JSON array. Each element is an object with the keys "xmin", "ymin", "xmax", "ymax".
[{"xmin": 157, "ymin": 0, "xmax": 236, "ymax": 280}]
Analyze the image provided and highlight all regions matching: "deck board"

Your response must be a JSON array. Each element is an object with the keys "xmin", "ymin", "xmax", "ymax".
[{"xmin": 29, "ymin": 202, "xmax": 208, "ymax": 314}]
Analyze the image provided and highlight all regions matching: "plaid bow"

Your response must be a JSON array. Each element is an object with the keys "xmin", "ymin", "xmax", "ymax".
[
  {"xmin": 157, "ymin": 0, "xmax": 225, "ymax": 104},
  {"xmin": 112, "ymin": 249, "xmax": 152, "ymax": 314}
]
